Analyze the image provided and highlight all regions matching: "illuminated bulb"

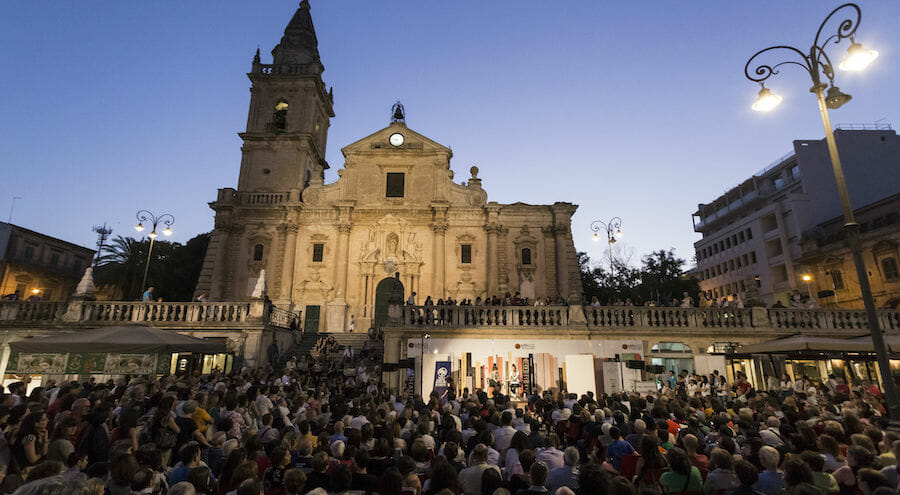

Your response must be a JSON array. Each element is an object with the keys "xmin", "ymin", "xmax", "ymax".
[
  {"xmin": 802, "ymin": 274, "xmax": 812, "ymax": 282},
  {"xmin": 148, "ymin": 230, "xmax": 158, "ymax": 239},
  {"xmin": 752, "ymin": 86, "xmax": 782, "ymax": 112},
  {"xmin": 135, "ymin": 222, "xmax": 144, "ymax": 232},
  {"xmin": 592, "ymin": 233, "xmax": 600, "ymax": 242},
  {"xmin": 31, "ymin": 289, "xmax": 41, "ymax": 294},
  {"xmin": 163, "ymin": 227, "xmax": 173, "ymax": 236},
  {"xmin": 614, "ymin": 229, "xmax": 624, "ymax": 239},
  {"xmin": 839, "ymin": 42, "xmax": 878, "ymax": 71}
]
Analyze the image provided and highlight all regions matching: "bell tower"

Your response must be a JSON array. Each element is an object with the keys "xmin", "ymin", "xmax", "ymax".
[
  {"xmin": 195, "ymin": 1, "xmax": 334, "ymax": 302},
  {"xmin": 238, "ymin": 0, "xmax": 334, "ymax": 192}
]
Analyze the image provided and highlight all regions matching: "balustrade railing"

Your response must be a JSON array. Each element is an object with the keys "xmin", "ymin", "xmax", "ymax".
[
  {"xmin": 241, "ymin": 192, "xmax": 287, "ymax": 205},
  {"xmin": 402, "ymin": 305, "xmax": 568, "ymax": 328},
  {"xmin": 0, "ymin": 301, "xmax": 66, "ymax": 321},
  {"xmin": 1, "ymin": 299, "xmax": 898, "ymax": 335},
  {"xmin": 766, "ymin": 308, "xmax": 890, "ymax": 331},
  {"xmin": 79, "ymin": 302, "xmax": 251, "ymax": 323},
  {"xmin": 584, "ymin": 306, "xmax": 752, "ymax": 329}
]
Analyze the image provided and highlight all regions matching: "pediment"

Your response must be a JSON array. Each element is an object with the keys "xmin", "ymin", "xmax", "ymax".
[{"xmin": 341, "ymin": 123, "xmax": 452, "ymax": 157}]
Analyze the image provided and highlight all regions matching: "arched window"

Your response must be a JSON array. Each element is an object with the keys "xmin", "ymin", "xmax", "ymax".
[
  {"xmin": 521, "ymin": 248, "xmax": 532, "ymax": 265},
  {"xmin": 273, "ymin": 100, "xmax": 288, "ymax": 130},
  {"xmin": 253, "ymin": 244, "xmax": 264, "ymax": 261}
]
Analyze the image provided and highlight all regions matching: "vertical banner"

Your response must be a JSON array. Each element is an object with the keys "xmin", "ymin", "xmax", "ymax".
[
  {"xmin": 602, "ymin": 361, "xmax": 623, "ymax": 394},
  {"xmin": 404, "ymin": 368, "xmax": 415, "ymax": 401},
  {"xmin": 521, "ymin": 354, "xmax": 533, "ymax": 397},
  {"xmin": 433, "ymin": 361, "xmax": 451, "ymax": 400}
]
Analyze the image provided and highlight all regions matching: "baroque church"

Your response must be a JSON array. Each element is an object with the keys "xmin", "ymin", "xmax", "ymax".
[{"xmin": 194, "ymin": 1, "xmax": 583, "ymax": 332}]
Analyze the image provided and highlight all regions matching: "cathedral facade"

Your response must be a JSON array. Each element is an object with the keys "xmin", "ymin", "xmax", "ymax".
[{"xmin": 195, "ymin": 2, "xmax": 583, "ymax": 332}]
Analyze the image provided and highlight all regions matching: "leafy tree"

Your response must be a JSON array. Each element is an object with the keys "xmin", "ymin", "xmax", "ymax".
[
  {"xmin": 95, "ymin": 233, "xmax": 210, "ymax": 301},
  {"xmin": 635, "ymin": 249, "xmax": 700, "ymax": 305},
  {"xmin": 577, "ymin": 251, "xmax": 641, "ymax": 304},
  {"xmin": 578, "ymin": 249, "xmax": 700, "ymax": 305}
]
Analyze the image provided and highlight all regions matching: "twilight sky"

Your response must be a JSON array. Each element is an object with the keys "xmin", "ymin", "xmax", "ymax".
[{"xmin": 2, "ymin": 1, "xmax": 898, "ymax": 270}]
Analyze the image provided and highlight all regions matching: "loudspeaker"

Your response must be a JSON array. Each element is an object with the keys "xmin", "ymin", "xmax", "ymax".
[
  {"xmin": 646, "ymin": 365, "xmax": 666, "ymax": 374},
  {"xmin": 626, "ymin": 360, "xmax": 645, "ymax": 370}
]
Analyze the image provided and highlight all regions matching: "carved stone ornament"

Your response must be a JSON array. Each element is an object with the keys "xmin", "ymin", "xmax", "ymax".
[{"xmin": 382, "ymin": 259, "xmax": 398, "ymax": 275}]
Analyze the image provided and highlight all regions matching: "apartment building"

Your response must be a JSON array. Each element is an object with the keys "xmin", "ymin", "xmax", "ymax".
[{"xmin": 692, "ymin": 127, "xmax": 900, "ymax": 306}]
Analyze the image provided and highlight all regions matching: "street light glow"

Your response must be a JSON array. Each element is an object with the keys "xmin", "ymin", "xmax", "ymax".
[
  {"xmin": 163, "ymin": 226, "xmax": 173, "ymax": 236},
  {"xmin": 148, "ymin": 230, "xmax": 158, "ymax": 239},
  {"xmin": 592, "ymin": 232, "xmax": 600, "ymax": 242},
  {"xmin": 135, "ymin": 222, "xmax": 144, "ymax": 232},
  {"xmin": 752, "ymin": 86, "xmax": 782, "ymax": 112},
  {"xmin": 614, "ymin": 228, "xmax": 624, "ymax": 239},
  {"xmin": 839, "ymin": 42, "xmax": 878, "ymax": 71}
]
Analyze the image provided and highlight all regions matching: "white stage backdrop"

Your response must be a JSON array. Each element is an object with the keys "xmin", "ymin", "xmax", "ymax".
[{"xmin": 407, "ymin": 338, "xmax": 644, "ymax": 397}]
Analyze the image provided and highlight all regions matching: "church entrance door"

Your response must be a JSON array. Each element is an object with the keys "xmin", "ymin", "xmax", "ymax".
[
  {"xmin": 304, "ymin": 305, "xmax": 320, "ymax": 334},
  {"xmin": 374, "ymin": 277, "xmax": 404, "ymax": 329}
]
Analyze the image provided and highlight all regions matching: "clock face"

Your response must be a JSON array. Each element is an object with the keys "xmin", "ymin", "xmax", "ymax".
[{"xmin": 389, "ymin": 133, "xmax": 405, "ymax": 147}]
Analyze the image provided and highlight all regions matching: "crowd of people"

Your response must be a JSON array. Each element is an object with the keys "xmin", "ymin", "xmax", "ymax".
[
  {"xmin": 0, "ymin": 337, "xmax": 897, "ymax": 495},
  {"xmin": 407, "ymin": 292, "xmax": 565, "ymax": 309}
]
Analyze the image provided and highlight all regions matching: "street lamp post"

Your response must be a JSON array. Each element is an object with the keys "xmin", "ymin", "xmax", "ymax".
[
  {"xmin": 135, "ymin": 210, "xmax": 175, "ymax": 297},
  {"xmin": 742, "ymin": 3, "xmax": 897, "ymax": 421},
  {"xmin": 591, "ymin": 217, "xmax": 624, "ymax": 278}
]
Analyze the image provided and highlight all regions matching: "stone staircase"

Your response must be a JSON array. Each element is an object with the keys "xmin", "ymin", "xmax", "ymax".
[{"xmin": 283, "ymin": 332, "xmax": 385, "ymax": 364}]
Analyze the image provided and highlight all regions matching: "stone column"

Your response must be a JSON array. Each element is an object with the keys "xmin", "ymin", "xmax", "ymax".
[
  {"xmin": 209, "ymin": 228, "xmax": 231, "ymax": 300},
  {"xmin": 327, "ymin": 203, "xmax": 354, "ymax": 332},
  {"xmin": 278, "ymin": 223, "xmax": 299, "ymax": 307},
  {"xmin": 553, "ymin": 225, "xmax": 570, "ymax": 300},
  {"xmin": 432, "ymin": 223, "xmax": 448, "ymax": 298},
  {"xmin": 485, "ymin": 223, "xmax": 500, "ymax": 297}
]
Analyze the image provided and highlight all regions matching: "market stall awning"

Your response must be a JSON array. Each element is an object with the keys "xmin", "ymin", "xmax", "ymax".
[
  {"xmin": 9, "ymin": 325, "xmax": 226, "ymax": 355},
  {"xmin": 734, "ymin": 335, "xmax": 872, "ymax": 354}
]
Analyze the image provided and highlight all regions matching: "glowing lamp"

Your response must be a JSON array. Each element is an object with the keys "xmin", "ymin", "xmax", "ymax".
[
  {"xmin": 752, "ymin": 86, "xmax": 782, "ymax": 112},
  {"xmin": 839, "ymin": 42, "xmax": 878, "ymax": 71},
  {"xmin": 135, "ymin": 222, "xmax": 144, "ymax": 232}
]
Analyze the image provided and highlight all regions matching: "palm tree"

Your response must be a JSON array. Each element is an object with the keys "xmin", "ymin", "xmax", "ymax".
[
  {"xmin": 94, "ymin": 233, "xmax": 210, "ymax": 301},
  {"xmin": 95, "ymin": 235, "xmax": 148, "ymax": 300}
]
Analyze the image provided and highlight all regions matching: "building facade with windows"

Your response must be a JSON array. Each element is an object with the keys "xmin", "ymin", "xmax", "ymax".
[
  {"xmin": 0, "ymin": 222, "xmax": 95, "ymax": 301},
  {"xmin": 692, "ymin": 128, "xmax": 900, "ymax": 306},
  {"xmin": 194, "ymin": 2, "xmax": 583, "ymax": 332},
  {"xmin": 795, "ymin": 193, "xmax": 900, "ymax": 309}
]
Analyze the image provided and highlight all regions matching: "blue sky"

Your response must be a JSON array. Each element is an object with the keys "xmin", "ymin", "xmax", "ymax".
[{"xmin": 2, "ymin": 1, "xmax": 898, "ymax": 270}]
